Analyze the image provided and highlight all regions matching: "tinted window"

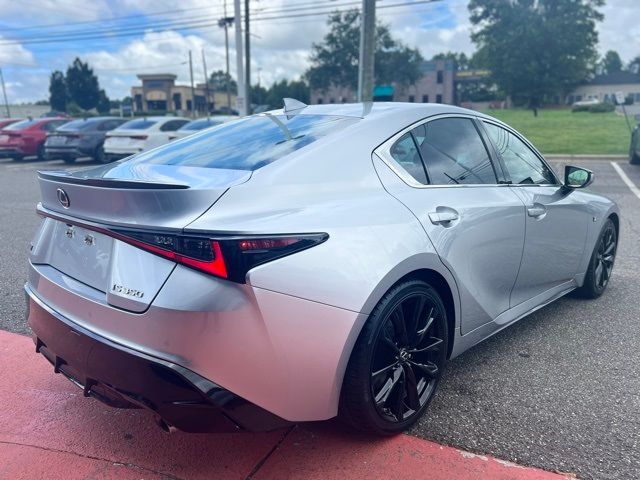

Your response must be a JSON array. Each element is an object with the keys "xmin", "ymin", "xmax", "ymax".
[
  {"xmin": 57, "ymin": 119, "xmax": 97, "ymax": 131},
  {"xmin": 98, "ymin": 120, "xmax": 124, "ymax": 131},
  {"xmin": 483, "ymin": 123, "xmax": 556, "ymax": 185},
  {"xmin": 412, "ymin": 118, "xmax": 496, "ymax": 185},
  {"xmin": 5, "ymin": 119, "xmax": 38, "ymax": 130},
  {"xmin": 119, "ymin": 119, "xmax": 157, "ymax": 130},
  {"xmin": 41, "ymin": 121, "xmax": 67, "ymax": 131},
  {"xmin": 179, "ymin": 119, "xmax": 222, "ymax": 131},
  {"xmin": 123, "ymin": 114, "xmax": 358, "ymax": 171},
  {"xmin": 389, "ymin": 132, "xmax": 428, "ymax": 184},
  {"xmin": 160, "ymin": 120, "xmax": 190, "ymax": 132}
]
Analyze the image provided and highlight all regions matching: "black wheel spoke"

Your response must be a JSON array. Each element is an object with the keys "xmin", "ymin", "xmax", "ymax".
[
  {"xmin": 372, "ymin": 361, "xmax": 399, "ymax": 379},
  {"xmin": 391, "ymin": 306, "xmax": 409, "ymax": 346},
  {"xmin": 403, "ymin": 364, "xmax": 421, "ymax": 411},
  {"xmin": 374, "ymin": 365, "xmax": 403, "ymax": 406},
  {"xmin": 595, "ymin": 261, "xmax": 604, "ymax": 286},
  {"xmin": 388, "ymin": 368, "xmax": 406, "ymax": 421},
  {"xmin": 409, "ymin": 337, "xmax": 443, "ymax": 354},
  {"xmin": 408, "ymin": 360, "xmax": 439, "ymax": 378},
  {"xmin": 413, "ymin": 307, "xmax": 434, "ymax": 348}
]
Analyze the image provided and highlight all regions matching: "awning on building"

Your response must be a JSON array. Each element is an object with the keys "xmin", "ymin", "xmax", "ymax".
[{"xmin": 373, "ymin": 85, "xmax": 394, "ymax": 98}]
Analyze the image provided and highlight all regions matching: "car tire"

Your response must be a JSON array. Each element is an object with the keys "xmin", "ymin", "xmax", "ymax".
[
  {"xmin": 94, "ymin": 144, "xmax": 109, "ymax": 164},
  {"xmin": 37, "ymin": 143, "xmax": 45, "ymax": 161},
  {"xmin": 11, "ymin": 155, "xmax": 24, "ymax": 162},
  {"xmin": 339, "ymin": 279, "xmax": 448, "ymax": 435},
  {"xmin": 63, "ymin": 156, "xmax": 76, "ymax": 164},
  {"xmin": 575, "ymin": 218, "xmax": 617, "ymax": 299},
  {"xmin": 630, "ymin": 129, "xmax": 640, "ymax": 165}
]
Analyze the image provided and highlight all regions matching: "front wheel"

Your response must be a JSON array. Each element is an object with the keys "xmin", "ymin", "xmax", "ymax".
[
  {"xmin": 339, "ymin": 280, "xmax": 448, "ymax": 435},
  {"xmin": 576, "ymin": 219, "xmax": 617, "ymax": 299},
  {"xmin": 94, "ymin": 144, "xmax": 109, "ymax": 164},
  {"xmin": 37, "ymin": 143, "xmax": 45, "ymax": 161}
]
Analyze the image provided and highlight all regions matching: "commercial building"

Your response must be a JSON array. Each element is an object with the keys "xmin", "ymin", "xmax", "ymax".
[
  {"xmin": 567, "ymin": 71, "xmax": 640, "ymax": 104},
  {"xmin": 131, "ymin": 74, "xmax": 237, "ymax": 115}
]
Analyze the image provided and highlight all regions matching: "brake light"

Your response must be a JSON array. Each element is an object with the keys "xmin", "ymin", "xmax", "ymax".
[{"xmin": 110, "ymin": 229, "xmax": 327, "ymax": 283}]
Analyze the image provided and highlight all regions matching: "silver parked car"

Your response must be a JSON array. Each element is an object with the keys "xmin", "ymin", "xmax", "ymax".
[{"xmin": 26, "ymin": 102, "xmax": 618, "ymax": 435}]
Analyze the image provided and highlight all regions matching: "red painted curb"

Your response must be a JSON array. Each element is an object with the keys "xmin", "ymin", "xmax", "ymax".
[{"xmin": 0, "ymin": 329, "xmax": 571, "ymax": 479}]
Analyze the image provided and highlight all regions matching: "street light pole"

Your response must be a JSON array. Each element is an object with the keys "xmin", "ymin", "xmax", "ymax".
[
  {"xmin": 244, "ymin": 0, "xmax": 251, "ymax": 114},
  {"xmin": 0, "ymin": 68, "xmax": 10, "ymax": 117},
  {"xmin": 357, "ymin": 0, "xmax": 376, "ymax": 103},
  {"xmin": 188, "ymin": 50, "xmax": 196, "ymax": 118},
  {"xmin": 201, "ymin": 49, "xmax": 211, "ymax": 115},
  {"xmin": 219, "ymin": 0, "xmax": 233, "ymax": 111},
  {"xmin": 233, "ymin": 0, "xmax": 246, "ymax": 116}
]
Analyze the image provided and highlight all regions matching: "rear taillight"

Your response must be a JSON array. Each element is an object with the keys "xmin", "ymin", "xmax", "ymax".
[
  {"xmin": 130, "ymin": 135, "xmax": 147, "ymax": 140},
  {"xmin": 110, "ymin": 229, "xmax": 328, "ymax": 283}
]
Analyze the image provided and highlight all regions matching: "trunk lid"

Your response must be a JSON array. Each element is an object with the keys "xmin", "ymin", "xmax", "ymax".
[{"xmin": 33, "ymin": 163, "xmax": 251, "ymax": 312}]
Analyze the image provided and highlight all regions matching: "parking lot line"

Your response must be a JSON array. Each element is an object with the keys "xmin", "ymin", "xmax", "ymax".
[{"xmin": 611, "ymin": 161, "xmax": 640, "ymax": 200}]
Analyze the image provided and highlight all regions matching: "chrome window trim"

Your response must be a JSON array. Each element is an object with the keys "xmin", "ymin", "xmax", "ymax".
[
  {"xmin": 374, "ymin": 113, "xmax": 505, "ymax": 189},
  {"xmin": 374, "ymin": 112, "xmax": 561, "ymax": 190}
]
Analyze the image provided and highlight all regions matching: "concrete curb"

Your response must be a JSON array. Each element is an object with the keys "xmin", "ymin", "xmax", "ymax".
[{"xmin": 0, "ymin": 329, "xmax": 574, "ymax": 479}]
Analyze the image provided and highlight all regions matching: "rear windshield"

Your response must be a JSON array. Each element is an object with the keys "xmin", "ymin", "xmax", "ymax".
[
  {"xmin": 124, "ymin": 114, "xmax": 358, "ymax": 171},
  {"xmin": 57, "ymin": 119, "xmax": 99, "ymax": 131},
  {"xmin": 179, "ymin": 119, "xmax": 220, "ymax": 131},
  {"xmin": 4, "ymin": 119, "xmax": 38, "ymax": 130},
  {"xmin": 118, "ymin": 119, "xmax": 157, "ymax": 130}
]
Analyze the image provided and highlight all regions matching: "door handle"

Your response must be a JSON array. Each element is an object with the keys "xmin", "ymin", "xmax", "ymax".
[
  {"xmin": 527, "ymin": 204, "xmax": 547, "ymax": 218},
  {"xmin": 428, "ymin": 210, "xmax": 459, "ymax": 225}
]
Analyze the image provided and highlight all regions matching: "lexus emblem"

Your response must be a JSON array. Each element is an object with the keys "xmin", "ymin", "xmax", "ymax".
[{"xmin": 56, "ymin": 188, "xmax": 70, "ymax": 208}]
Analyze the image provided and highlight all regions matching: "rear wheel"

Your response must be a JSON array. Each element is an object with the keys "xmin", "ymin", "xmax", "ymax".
[
  {"xmin": 630, "ymin": 129, "xmax": 640, "ymax": 165},
  {"xmin": 11, "ymin": 155, "xmax": 24, "ymax": 161},
  {"xmin": 576, "ymin": 219, "xmax": 617, "ymax": 299},
  {"xmin": 37, "ymin": 143, "xmax": 46, "ymax": 161},
  {"xmin": 63, "ymin": 156, "xmax": 76, "ymax": 164},
  {"xmin": 94, "ymin": 144, "xmax": 109, "ymax": 164},
  {"xmin": 339, "ymin": 280, "xmax": 448, "ymax": 435}
]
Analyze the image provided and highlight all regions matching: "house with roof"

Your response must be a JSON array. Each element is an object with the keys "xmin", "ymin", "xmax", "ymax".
[{"xmin": 567, "ymin": 71, "xmax": 640, "ymax": 104}]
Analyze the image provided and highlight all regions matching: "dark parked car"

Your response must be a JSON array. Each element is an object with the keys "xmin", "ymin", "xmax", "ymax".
[
  {"xmin": 0, "ymin": 117, "xmax": 69, "ymax": 160},
  {"xmin": 45, "ymin": 117, "xmax": 127, "ymax": 164},
  {"xmin": 630, "ymin": 115, "xmax": 640, "ymax": 165}
]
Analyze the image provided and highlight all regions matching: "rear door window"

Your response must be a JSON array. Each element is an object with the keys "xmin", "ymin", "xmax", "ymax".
[
  {"xmin": 389, "ymin": 133, "xmax": 429, "ymax": 184},
  {"xmin": 160, "ymin": 120, "xmax": 190, "ymax": 132},
  {"xmin": 413, "ymin": 118, "xmax": 497, "ymax": 185},
  {"xmin": 119, "ymin": 119, "xmax": 157, "ymax": 130},
  {"xmin": 123, "ymin": 114, "xmax": 359, "ymax": 171}
]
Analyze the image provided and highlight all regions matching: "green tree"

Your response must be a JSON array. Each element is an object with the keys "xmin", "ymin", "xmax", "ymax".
[
  {"xmin": 96, "ymin": 89, "xmax": 111, "ymax": 114},
  {"xmin": 628, "ymin": 56, "xmax": 640, "ymax": 74},
  {"xmin": 48, "ymin": 70, "xmax": 67, "ymax": 112},
  {"xmin": 306, "ymin": 10, "xmax": 423, "ymax": 92},
  {"xmin": 601, "ymin": 50, "xmax": 623, "ymax": 74},
  {"xmin": 264, "ymin": 79, "xmax": 310, "ymax": 108},
  {"xmin": 432, "ymin": 52, "xmax": 470, "ymax": 70},
  {"xmin": 66, "ymin": 57, "xmax": 100, "ymax": 111},
  {"xmin": 209, "ymin": 70, "xmax": 237, "ymax": 94},
  {"xmin": 468, "ymin": 0, "xmax": 603, "ymax": 116}
]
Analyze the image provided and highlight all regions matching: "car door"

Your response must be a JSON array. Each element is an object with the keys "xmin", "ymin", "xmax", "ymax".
[
  {"xmin": 481, "ymin": 121, "xmax": 590, "ymax": 306},
  {"xmin": 375, "ymin": 115, "xmax": 526, "ymax": 334}
]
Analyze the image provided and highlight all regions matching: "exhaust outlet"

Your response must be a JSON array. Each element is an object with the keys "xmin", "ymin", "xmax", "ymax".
[{"xmin": 155, "ymin": 416, "xmax": 177, "ymax": 434}]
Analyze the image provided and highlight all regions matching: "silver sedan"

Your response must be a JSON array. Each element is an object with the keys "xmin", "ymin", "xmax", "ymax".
[{"xmin": 26, "ymin": 102, "xmax": 618, "ymax": 435}]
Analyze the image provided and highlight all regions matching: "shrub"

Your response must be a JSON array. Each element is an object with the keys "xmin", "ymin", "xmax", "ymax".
[{"xmin": 588, "ymin": 103, "xmax": 615, "ymax": 113}]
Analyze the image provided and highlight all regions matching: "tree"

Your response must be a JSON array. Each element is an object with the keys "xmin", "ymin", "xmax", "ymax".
[
  {"xmin": 209, "ymin": 70, "xmax": 237, "ymax": 94},
  {"xmin": 628, "ymin": 56, "xmax": 640, "ymax": 74},
  {"xmin": 66, "ymin": 57, "xmax": 100, "ymax": 111},
  {"xmin": 432, "ymin": 52, "xmax": 470, "ymax": 70},
  {"xmin": 468, "ymin": 0, "xmax": 603, "ymax": 116},
  {"xmin": 48, "ymin": 70, "xmax": 67, "ymax": 112},
  {"xmin": 601, "ymin": 50, "xmax": 623, "ymax": 74},
  {"xmin": 96, "ymin": 89, "xmax": 111, "ymax": 114},
  {"xmin": 306, "ymin": 10, "xmax": 423, "ymax": 92}
]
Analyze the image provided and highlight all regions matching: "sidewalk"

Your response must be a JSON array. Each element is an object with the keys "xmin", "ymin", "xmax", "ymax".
[{"xmin": 0, "ymin": 330, "xmax": 573, "ymax": 480}]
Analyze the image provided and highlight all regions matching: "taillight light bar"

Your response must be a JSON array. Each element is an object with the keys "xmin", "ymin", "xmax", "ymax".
[{"xmin": 110, "ymin": 228, "xmax": 328, "ymax": 283}]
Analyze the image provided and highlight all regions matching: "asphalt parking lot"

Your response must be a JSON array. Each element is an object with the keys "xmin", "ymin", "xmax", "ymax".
[{"xmin": 0, "ymin": 155, "xmax": 639, "ymax": 479}]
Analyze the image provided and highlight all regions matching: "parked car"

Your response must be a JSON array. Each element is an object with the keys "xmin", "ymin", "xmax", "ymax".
[
  {"xmin": 0, "ymin": 117, "xmax": 69, "ymax": 160},
  {"xmin": 0, "ymin": 118, "xmax": 21, "ymax": 130},
  {"xmin": 44, "ymin": 117, "xmax": 127, "ymax": 164},
  {"xmin": 103, "ymin": 116, "xmax": 190, "ymax": 162},
  {"xmin": 168, "ymin": 116, "xmax": 238, "ymax": 140},
  {"xmin": 26, "ymin": 103, "xmax": 618, "ymax": 435}
]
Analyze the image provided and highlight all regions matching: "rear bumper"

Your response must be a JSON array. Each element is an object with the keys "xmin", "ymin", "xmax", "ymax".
[
  {"xmin": 26, "ymin": 285, "xmax": 292, "ymax": 433},
  {"xmin": 0, "ymin": 147, "xmax": 24, "ymax": 157},
  {"xmin": 44, "ymin": 146, "xmax": 85, "ymax": 159}
]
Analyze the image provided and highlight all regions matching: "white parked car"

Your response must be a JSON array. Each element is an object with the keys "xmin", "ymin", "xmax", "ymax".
[
  {"xmin": 103, "ymin": 116, "xmax": 190, "ymax": 162},
  {"xmin": 168, "ymin": 116, "xmax": 238, "ymax": 141}
]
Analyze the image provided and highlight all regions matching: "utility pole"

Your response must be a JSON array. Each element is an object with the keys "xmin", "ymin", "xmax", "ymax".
[
  {"xmin": 188, "ymin": 50, "xmax": 196, "ymax": 118},
  {"xmin": 219, "ymin": 0, "xmax": 233, "ymax": 111},
  {"xmin": 357, "ymin": 0, "xmax": 376, "ymax": 102},
  {"xmin": 0, "ymin": 68, "xmax": 10, "ymax": 117},
  {"xmin": 234, "ymin": 0, "xmax": 246, "ymax": 116},
  {"xmin": 201, "ymin": 49, "xmax": 212, "ymax": 115},
  {"xmin": 244, "ymin": 0, "xmax": 251, "ymax": 114}
]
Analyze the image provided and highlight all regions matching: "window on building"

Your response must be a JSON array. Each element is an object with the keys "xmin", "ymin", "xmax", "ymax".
[
  {"xmin": 437, "ymin": 71, "xmax": 443, "ymax": 84},
  {"xmin": 635, "ymin": 93, "xmax": 640, "ymax": 102},
  {"xmin": 173, "ymin": 93, "xmax": 182, "ymax": 111},
  {"xmin": 422, "ymin": 95, "xmax": 429, "ymax": 103},
  {"xmin": 340, "ymin": 96, "xmax": 347, "ymax": 103},
  {"xmin": 389, "ymin": 133, "xmax": 429, "ymax": 184},
  {"xmin": 408, "ymin": 95, "xmax": 415, "ymax": 103},
  {"xmin": 436, "ymin": 94, "xmax": 443, "ymax": 104},
  {"xmin": 317, "ymin": 98, "xmax": 324, "ymax": 104},
  {"xmin": 483, "ymin": 122, "xmax": 556, "ymax": 185},
  {"xmin": 412, "ymin": 118, "xmax": 497, "ymax": 185},
  {"xmin": 329, "ymin": 98, "xmax": 335, "ymax": 104}
]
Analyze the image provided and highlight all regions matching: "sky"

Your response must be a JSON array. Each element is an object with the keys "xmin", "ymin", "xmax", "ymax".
[{"xmin": 0, "ymin": 0, "xmax": 638, "ymax": 104}]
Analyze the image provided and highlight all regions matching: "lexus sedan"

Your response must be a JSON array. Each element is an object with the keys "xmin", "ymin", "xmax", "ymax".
[
  {"xmin": 44, "ymin": 117, "xmax": 127, "ymax": 164},
  {"xmin": 26, "ymin": 102, "xmax": 618, "ymax": 435},
  {"xmin": 0, "ymin": 117, "xmax": 68, "ymax": 160}
]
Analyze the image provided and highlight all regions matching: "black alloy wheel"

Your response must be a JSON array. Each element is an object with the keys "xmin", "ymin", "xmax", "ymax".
[
  {"xmin": 576, "ymin": 218, "xmax": 617, "ymax": 299},
  {"xmin": 340, "ymin": 280, "xmax": 448, "ymax": 434}
]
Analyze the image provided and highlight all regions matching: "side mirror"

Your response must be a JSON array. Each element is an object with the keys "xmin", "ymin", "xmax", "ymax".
[{"xmin": 563, "ymin": 165, "xmax": 594, "ymax": 190}]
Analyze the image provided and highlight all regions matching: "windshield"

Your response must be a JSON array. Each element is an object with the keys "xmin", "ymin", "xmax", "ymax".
[
  {"xmin": 4, "ymin": 119, "xmax": 39, "ymax": 131},
  {"xmin": 124, "ymin": 114, "xmax": 359, "ymax": 171},
  {"xmin": 118, "ymin": 119, "xmax": 157, "ymax": 130},
  {"xmin": 57, "ymin": 119, "xmax": 98, "ymax": 131}
]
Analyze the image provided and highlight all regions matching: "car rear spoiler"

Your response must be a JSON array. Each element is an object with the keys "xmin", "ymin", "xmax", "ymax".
[{"xmin": 38, "ymin": 170, "xmax": 190, "ymax": 190}]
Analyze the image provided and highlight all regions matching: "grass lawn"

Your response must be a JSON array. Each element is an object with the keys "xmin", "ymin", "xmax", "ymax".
[{"xmin": 481, "ymin": 108, "xmax": 632, "ymax": 155}]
